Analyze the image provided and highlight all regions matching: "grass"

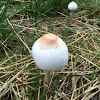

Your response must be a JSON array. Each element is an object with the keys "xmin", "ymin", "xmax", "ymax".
[{"xmin": 0, "ymin": 0, "xmax": 100, "ymax": 100}]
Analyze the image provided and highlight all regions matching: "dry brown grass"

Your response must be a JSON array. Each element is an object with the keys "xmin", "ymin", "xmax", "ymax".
[{"xmin": 0, "ymin": 10, "xmax": 100, "ymax": 100}]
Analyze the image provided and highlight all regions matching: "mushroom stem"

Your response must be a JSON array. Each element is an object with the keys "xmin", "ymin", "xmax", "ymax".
[
  {"xmin": 70, "ymin": 11, "xmax": 73, "ymax": 17},
  {"xmin": 45, "ymin": 71, "xmax": 51, "ymax": 84}
]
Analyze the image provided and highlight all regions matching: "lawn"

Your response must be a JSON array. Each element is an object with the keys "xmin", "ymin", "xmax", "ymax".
[{"xmin": 0, "ymin": 0, "xmax": 100, "ymax": 100}]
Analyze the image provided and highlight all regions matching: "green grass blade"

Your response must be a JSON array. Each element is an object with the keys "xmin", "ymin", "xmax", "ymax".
[{"xmin": 0, "ymin": 84, "xmax": 9, "ymax": 99}]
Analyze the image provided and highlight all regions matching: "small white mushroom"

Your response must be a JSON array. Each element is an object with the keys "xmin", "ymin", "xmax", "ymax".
[
  {"xmin": 68, "ymin": 1, "xmax": 78, "ymax": 11},
  {"xmin": 31, "ymin": 33, "xmax": 68, "ymax": 84},
  {"xmin": 68, "ymin": 1, "xmax": 78, "ymax": 17}
]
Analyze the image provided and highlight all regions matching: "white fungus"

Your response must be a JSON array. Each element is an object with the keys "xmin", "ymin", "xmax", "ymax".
[
  {"xmin": 31, "ymin": 33, "xmax": 68, "ymax": 84},
  {"xmin": 68, "ymin": 1, "xmax": 78, "ymax": 11},
  {"xmin": 32, "ymin": 33, "xmax": 68, "ymax": 71}
]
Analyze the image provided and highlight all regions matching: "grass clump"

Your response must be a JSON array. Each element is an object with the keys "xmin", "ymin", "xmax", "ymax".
[
  {"xmin": 20, "ymin": 0, "xmax": 72, "ymax": 18},
  {"xmin": 0, "ymin": 4, "xmax": 14, "ymax": 59}
]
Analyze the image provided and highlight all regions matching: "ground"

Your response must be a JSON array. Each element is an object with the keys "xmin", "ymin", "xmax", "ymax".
[{"xmin": 0, "ymin": 1, "xmax": 100, "ymax": 100}]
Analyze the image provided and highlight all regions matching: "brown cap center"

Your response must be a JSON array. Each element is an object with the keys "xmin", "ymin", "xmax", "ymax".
[{"xmin": 38, "ymin": 34, "xmax": 60, "ymax": 49}]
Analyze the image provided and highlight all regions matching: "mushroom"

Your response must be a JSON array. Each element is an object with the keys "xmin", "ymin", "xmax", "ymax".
[
  {"xmin": 31, "ymin": 33, "xmax": 68, "ymax": 85},
  {"xmin": 68, "ymin": 1, "xmax": 78, "ymax": 17}
]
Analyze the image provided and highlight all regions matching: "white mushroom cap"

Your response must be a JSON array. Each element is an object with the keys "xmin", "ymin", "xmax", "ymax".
[
  {"xmin": 31, "ymin": 33, "xmax": 68, "ymax": 71},
  {"xmin": 68, "ymin": 1, "xmax": 78, "ymax": 11}
]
